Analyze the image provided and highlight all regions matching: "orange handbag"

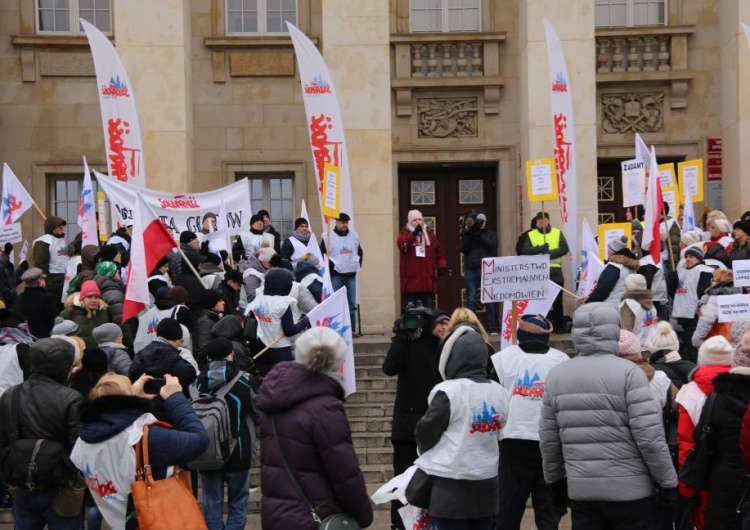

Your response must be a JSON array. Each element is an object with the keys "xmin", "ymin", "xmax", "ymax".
[{"xmin": 130, "ymin": 425, "xmax": 207, "ymax": 530}]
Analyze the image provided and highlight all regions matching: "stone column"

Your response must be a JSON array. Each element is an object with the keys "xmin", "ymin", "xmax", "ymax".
[
  {"xmin": 320, "ymin": 1, "xmax": 396, "ymax": 331},
  {"xmin": 113, "ymin": 1, "xmax": 194, "ymax": 192},
  {"xmin": 518, "ymin": 0, "xmax": 598, "ymax": 307},
  {"xmin": 720, "ymin": 1, "xmax": 750, "ymax": 220}
]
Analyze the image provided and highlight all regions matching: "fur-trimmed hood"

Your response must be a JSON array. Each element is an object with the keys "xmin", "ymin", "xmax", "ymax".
[
  {"xmin": 609, "ymin": 252, "xmax": 640, "ymax": 271},
  {"xmin": 621, "ymin": 288, "xmax": 654, "ymax": 309}
]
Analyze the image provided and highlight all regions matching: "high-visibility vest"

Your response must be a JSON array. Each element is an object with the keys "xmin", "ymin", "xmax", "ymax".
[{"xmin": 527, "ymin": 228, "xmax": 562, "ymax": 268}]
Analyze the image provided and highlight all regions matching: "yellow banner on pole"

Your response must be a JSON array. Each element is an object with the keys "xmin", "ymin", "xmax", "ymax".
[
  {"xmin": 525, "ymin": 158, "xmax": 558, "ymax": 202},
  {"xmin": 321, "ymin": 163, "xmax": 341, "ymax": 219}
]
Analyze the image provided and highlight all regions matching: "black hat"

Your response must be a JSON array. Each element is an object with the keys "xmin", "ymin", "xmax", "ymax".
[
  {"xmin": 734, "ymin": 219, "xmax": 750, "ymax": 237},
  {"xmin": 155, "ymin": 256, "xmax": 170, "ymax": 269},
  {"xmin": 250, "ymin": 213, "xmax": 264, "ymax": 226},
  {"xmin": 202, "ymin": 212, "xmax": 217, "ymax": 223},
  {"xmin": 179, "ymin": 231, "xmax": 198, "ymax": 244},
  {"xmin": 98, "ymin": 244, "xmax": 120, "ymax": 262},
  {"xmin": 204, "ymin": 338, "xmax": 234, "ymax": 361},
  {"xmin": 199, "ymin": 289, "xmax": 223, "ymax": 310},
  {"xmin": 684, "ymin": 246, "xmax": 704, "ymax": 260},
  {"xmin": 223, "ymin": 269, "xmax": 243, "ymax": 283},
  {"xmin": 257, "ymin": 209, "xmax": 270, "ymax": 218},
  {"xmin": 337, "ymin": 213, "xmax": 351, "ymax": 222},
  {"xmin": 156, "ymin": 318, "xmax": 183, "ymax": 341},
  {"xmin": 81, "ymin": 347, "xmax": 109, "ymax": 374},
  {"xmin": 294, "ymin": 217, "xmax": 309, "ymax": 229},
  {"xmin": 535, "ymin": 212, "xmax": 550, "ymax": 219}
]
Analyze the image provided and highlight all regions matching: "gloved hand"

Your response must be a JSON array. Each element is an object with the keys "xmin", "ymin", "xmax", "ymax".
[
  {"xmin": 655, "ymin": 487, "xmax": 677, "ymax": 509},
  {"xmin": 413, "ymin": 224, "xmax": 423, "ymax": 235},
  {"xmin": 538, "ymin": 243, "xmax": 550, "ymax": 254},
  {"xmin": 3, "ymin": 243, "xmax": 12, "ymax": 255},
  {"xmin": 438, "ymin": 268, "xmax": 448, "ymax": 277},
  {"xmin": 549, "ymin": 479, "xmax": 568, "ymax": 516}
]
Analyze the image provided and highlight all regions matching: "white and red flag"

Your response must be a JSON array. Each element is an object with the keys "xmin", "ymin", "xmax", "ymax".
[
  {"xmin": 306, "ymin": 287, "xmax": 356, "ymax": 396},
  {"xmin": 498, "ymin": 281, "xmax": 562, "ymax": 350},
  {"xmin": 577, "ymin": 218, "xmax": 605, "ymax": 298},
  {"xmin": 78, "ymin": 157, "xmax": 98, "ymax": 246},
  {"xmin": 642, "ymin": 146, "xmax": 664, "ymax": 260},
  {"xmin": 122, "ymin": 193, "xmax": 177, "ymax": 322},
  {"xmin": 2, "ymin": 163, "xmax": 34, "ymax": 225}
]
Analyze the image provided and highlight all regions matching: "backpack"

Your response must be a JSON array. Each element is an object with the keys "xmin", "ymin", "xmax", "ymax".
[{"xmin": 187, "ymin": 371, "xmax": 243, "ymax": 471}]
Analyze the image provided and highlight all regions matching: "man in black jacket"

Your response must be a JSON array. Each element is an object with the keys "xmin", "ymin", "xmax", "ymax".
[
  {"xmin": 0, "ymin": 338, "xmax": 83, "ymax": 528},
  {"xmin": 14, "ymin": 267, "xmax": 58, "ymax": 339},
  {"xmin": 382, "ymin": 308, "xmax": 448, "ymax": 530},
  {"xmin": 461, "ymin": 213, "xmax": 499, "ymax": 331}
]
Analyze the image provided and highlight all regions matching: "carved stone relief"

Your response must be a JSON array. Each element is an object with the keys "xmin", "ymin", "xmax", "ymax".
[
  {"xmin": 417, "ymin": 98, "xmax": 478, "ymax": 138},
  {"xmin": 601, "ymin": 92, "xmax": 664, "ymax": 134}
]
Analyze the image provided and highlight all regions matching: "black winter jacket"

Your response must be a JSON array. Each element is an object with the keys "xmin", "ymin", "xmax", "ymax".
[
  {"xmin": 461, "ymin": 227, "xmax": 498, "ymax": 270},
  {"xmin": 14, "ymin": 285, "xmax": 58, "ymax": 339}
]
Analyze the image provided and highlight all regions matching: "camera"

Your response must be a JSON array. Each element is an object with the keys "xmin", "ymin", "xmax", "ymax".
[{"xmin": 392, "ymin": 305, "xmax": 431, "ymax": 341}]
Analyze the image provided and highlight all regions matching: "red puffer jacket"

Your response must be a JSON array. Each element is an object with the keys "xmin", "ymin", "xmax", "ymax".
[{"xmin": 397, "ymin": 226, "xmax": 447, "ymax": 294}]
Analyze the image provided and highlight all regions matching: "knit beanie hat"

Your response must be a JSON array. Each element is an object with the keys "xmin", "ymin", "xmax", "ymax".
[
  {"xmin": 648, "ymin": 321, "xmax": 680, "ymax": 354},
  {"xmin": 257, "ymin": 247, "xmax": 276, "ymax": 264},
  {"xmin": 80, "ymin": 280, "xmax": 101, "ymax": 299},
  {"xmin": 618, "ymin": 330, "xmax": 642, "ymax": 361},
  {"xmin": 731, "ymin": 320, "xmax": 750, "ymax": 346},
  {"xmin": 51, "ymin": 318, "xmax": 80, "ymax": 337},
  {"xmin": 733, "ymin": 332, "xmax": 750, "ymax": 368},
  {"xmin": 92, "ymin": 323, "xmax": 123, "ymax": 345},
  {"xmin": 179, "ymin": 231, "xmax": 197, "ymax": 244},
  {"xmin": 608, "ymin": 235, "xmax": 628, "ymax": 254},
  {"xmin": 95, "ymin": 261, "xmax": 117, "ymax": 278},
  {"xmin": 98, "ymin": 244, "xmax": 120, "ymax": 262},
  {"xmin": 199, "ymin": 290, "xmax": 222, "ymax": 311},
  {"xmin": 81, "ymin": 347, "xmax": 109, "ymax": 374},
  {"xmin": 294, "ymin": 326, "xmax": 347, "ymax": 374},
  {"xmin": 517, "ymin": 314, "xmax": 553, "ymax": 344},
  {"xmin": 156, "ymin": 318, "xmax": 183, "ymax": 341},
  {"xmin": 625, "ymin": 273, "xmax": 647, "ymax": 291},
  {"xmin": 294, "ymin": 217, "xmax": 309, "ymax": 230},
  {"xmin": 250, "ymin": 213, "xmax": 264, "ymax": 226},
  {"xmin": 734, "ymin": 219, "xmax": 750, "ymax": 237},
  {"xmin": 697, "ymin": 335, "xmax": 733, "ymax": 366},
  {"xmin": 680, "ymin": 230, "xmax": 702, "ymax": 247},
  {"xmin": 684, "ymin": 246, "xmax": 704, "ymax": 260},
  {"xmin": 204, "ymin": 337, "xmax": 234, "ymax": 361}
]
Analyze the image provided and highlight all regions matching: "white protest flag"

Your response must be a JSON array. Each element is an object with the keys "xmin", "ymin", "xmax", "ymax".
[
  {"xmin": 2, "ymin": 163, "xmax": 34, "ymax": 225},
  {"xmin": 78, "ymin": 157, "xmax": 98, "ymax": 246},
  {"xmin": 543, "ymin": 18, "xmax": 578, "ymax": 283},
  {"xmin": 122, "ymin": 193, "xmax": 178, "ymax": 323},
  {"xmin": 287, "ymin": 22, "xmax": 355, "ymax": 235},
  {"xmin": 81, "ymin": 19, "xmax": 145, "ymax": 188},
  {"xmin": 306, "ymin": 287, "xmax": 356, "ymax": 396},
  {"xmin": 578, "ymin": 218, "xmax": 605, "ymax": 298},
  {"xmin": 681, "ymin": 184, "xmax": 696, "ymax": 234},
  {"xmin": 300, "ymin": 199, "xmax": 310, "ymax": 223},
  {"xmin": 642, "ymin": 146, "xmax": 665, "ymax": 260},
  {"xmin": 635, "ymin": 133, "xmax": 650, "ymax": 171},
  {"xmin": 499, "ymin": 281, "xmax": 562, "ymax": 350}
]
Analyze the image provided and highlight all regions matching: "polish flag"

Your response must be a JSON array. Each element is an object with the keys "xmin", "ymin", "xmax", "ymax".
[
  {"xmin": 122, "ymin": 192, "xmax": 177, "ymax": 322},
  {"xmin": 642, "ymin": 146, "xmax": 664, "ymax": 260}
]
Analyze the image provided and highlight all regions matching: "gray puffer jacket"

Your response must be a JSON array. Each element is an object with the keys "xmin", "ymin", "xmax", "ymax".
[{"xmin": 539, "ymin": 303, "xmax": 677, "ymax": 502}]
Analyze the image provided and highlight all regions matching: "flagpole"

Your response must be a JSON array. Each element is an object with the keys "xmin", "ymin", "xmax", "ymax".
[
  {"xmin": 560, "ymin": 286, "xmax": 582, "ymax": 301},
  {"xmin": 511, "ymin": 301, "xmax": 518, "ymax": 345},
  {"xmin": 32, "ymin": 201, "xmax": 47, "ymax": 222},
  {"xmin": 176, "ymin": 246, "xmax": 204, "ymax": 283},
  {"xmin": 661, "ymin": 206, "xmax": 676, "ymax": 272},
  {"xmin": 253, "ymin": 333, "xmax": 285, "ymax": 359}
]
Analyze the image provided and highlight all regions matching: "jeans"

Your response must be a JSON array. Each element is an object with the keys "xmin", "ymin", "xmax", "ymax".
[
  {"xmin": 12, "ymin": 490, "xmax": 83, "ymax": 530},
  {"xmin": 86, "ymin": 506, "xmax": 103, "ymax": 530},
  {"xmin": 496, "ymin": 449, "xmax": 559, "ymax": 530},
  {"xmin": 570, "ymin": 497, "xmax": 653, "ymax": 530},
  {"xmin": 431, "ymin": 515, "xmax": 495, "ymax": 529},
  {"xmin": 332, "ymin": 274, "xmax": 357, "ymax": 332},
  {"xmin": 201, "ymin": 470, "xmax": 251, "ymax": 530},
  {"xmin": 465, "ymin": 268, "xmax": 497, "ymax": 330}
]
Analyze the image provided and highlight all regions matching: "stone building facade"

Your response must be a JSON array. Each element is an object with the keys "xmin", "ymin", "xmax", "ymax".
[{"xmin": 1, "ymin": 0, "xmax": 749, "ymax": 333}]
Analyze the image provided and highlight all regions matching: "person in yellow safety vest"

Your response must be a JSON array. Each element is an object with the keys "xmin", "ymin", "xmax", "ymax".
[{"xmin": 519, "ymin": 212, "xmax": 570, "ymax": 334}]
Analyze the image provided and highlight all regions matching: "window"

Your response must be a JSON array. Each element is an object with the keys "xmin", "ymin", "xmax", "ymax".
[
  {"xmin": 595, "ymin": 0, "xmax": 666, "ymax": 28},
  {"xmin": 36, "ymin": 0, "xmax": 112, "ymax": 35},
  {"xmin": 246, "ymin": 175, "xmax": 295, "ymax": 239},
  {"xmin": 226, "ymin": 0, "xmax": 297, "ymax": 35},
  {"xmin": 50, "ymin": 175, "xmax": 107, "ymax": 245},
  {"xmin": 410, "ymin": 0, "xmax": 480, "ymax": 33}
]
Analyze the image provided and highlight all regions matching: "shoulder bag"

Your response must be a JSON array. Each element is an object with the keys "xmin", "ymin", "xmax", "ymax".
[
  {"xmin": 271, "ymin": 415, "xmax": 361, "ymax": 530},
  {"xmin": 130, "ymin": 425, "xmax": 207, "ymax": 530},
  {"xmin": 678, "ymin": 391, "xmax": 718, "ymax": 490}
]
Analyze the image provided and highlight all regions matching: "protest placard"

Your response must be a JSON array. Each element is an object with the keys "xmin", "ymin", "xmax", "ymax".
[
  {"xmin": 598, "ymin": 222, "xmax": 632, "ymax": 262},
  {"xmin": 526, "ymin": 159, "xmax": 558, "ymax": 202},
  {"xmin": 718, "ymin": 294, "xmax": 750, "ymax": 323},
  {"xmin": 480, "ymin": 255, "xmax": 550, "ymax": 303},
  {"xmin": 0, "ymin": 223, "xmax": 22, "ymax": 245},
  {"xmin": 733, "ymin": 260, "xmax": 750, "ymax": 288},
  {"xmin": 322, "ymin": 163, "xmax": 341, "ymax": 218},
  {"xmin": 658, "ymin": 163, "xmax": 676, "ymax": 190},
  {"xmin": 621, "ymin": 159, "xmax": 645, "ymax": 208},
  {"xmin": 661, "ymin": 186, "xmax": 678, "ymax": 221},
  {"xmin": 678, "ymin": 159, "xmax": 704, "ymax": 202}
]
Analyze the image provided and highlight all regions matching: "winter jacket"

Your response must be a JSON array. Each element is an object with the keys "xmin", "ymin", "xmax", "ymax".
[
  {"xmin": 397, "ymin": 225, "xmax": 447, "ymax": 294},
  {"xmin": 649, "ymin": 350, "xmax": 695, "ymax": 389},
  {"xmin": 703, "ymin": 371, "xmax": 750, "ymax": 529},
  {"xmin": 14, "ymin": 285, "xmax": 58, "ymax": 339},
  {"xmin": 256, "ymin": 362, "xmax": 373, "ymax": 530},
  {"xmin": 539, "ymin": 303, "xmax": 677, "ymax": 502},
  {"xmin": 210, "ymin": 316, "xmax": 262, "ymax": 384},
  {"xmin": 216, "ymin": 281, "xmax": 240, "ymax": 316},
  {"xmin": 729, "ymin": 239, "xmax": 750, "ymax": 263},
  {"xmin": 585, "ymin": 251, "xmax": 639, "ymax": 305},
  {"xmin": 153, "ymin": 296, "xmax": 197, "ymax": 332},
  {"xmin": 98, "ymin": 342, "xmax": 132, "ymax": 376},
  {"xmin": 193, "ymin": 309, "xmax": 221, "ymax": 368},
  {"xmin": 59, "ymin": 297, "xmax": 111, "ymax": 349},
  {"xmin": 195, "ymin": 360, "xmax": 256, "ymax": 472},
  {"xmin": 382, "ymin": 330, "xmax": 443, "ymax": 441},
  {"xmin": 172, "ymin": 271, "xmax": 207, "ymax": 311},
  {"xmin": 703, "ymin": 236, "xmax": 732, "ymax": 268},
  {"xmin": 66, "ymin": 245, "xmax": 100, "ymax": 296},
  {"xmin": 93, "ymin": 274, "xmax": 125, "ymax": 325},
  {"xmin": 461, "ymin": 227, "xmax": 498, "ymax": 270},
  {"xmin": 294, "ymin": 261, "xmax": 323, "ymax": 303},
  {"xmin": 237, "ymin": 255, "xmax": 265, "ymax": 309},
  {"xmin": 31, "ymin": 216, "xmax": 70, "ymax": 299},
  {"xmin": 693, "ymin": 282, "xmax": 742, "ymax": 347},
  {"xmin": 72, "ymin": 393, "xmax": 209, "ymax": 530}
]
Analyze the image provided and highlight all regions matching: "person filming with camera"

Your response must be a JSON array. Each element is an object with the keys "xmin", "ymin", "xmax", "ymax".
[
  {"xmin": 461, "ymin": 212, "xmax": 499, "ymax": 333},
  {"xmin": 382, "ymin": 307, "xmax": 449, "ymax": 530}
]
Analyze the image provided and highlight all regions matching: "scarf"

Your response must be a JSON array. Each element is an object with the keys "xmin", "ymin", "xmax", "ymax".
[{"xmin": 293, "ymin": 230, "xmax": 312, "ymax": 245}]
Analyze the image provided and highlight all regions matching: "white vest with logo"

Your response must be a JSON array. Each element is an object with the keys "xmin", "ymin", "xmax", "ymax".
[
  {"xmin": 239, "ymin": 268, "xmax": 265, "ymax": 311},
  {"xmin": 493, "ymin": 346, "xmax": 568, "ymax": 441},
  {"xmin": 70, "ymin": 413, "xmax": 157, "ymax": 530},
  {"xmin": 325, "ymin": 231, "xmax": 361, "ymax": 274},
  {"xmin": 621, "ymin": 299, "xmax": 659, "ymax": 351},
  {"xmin": 289, "ymin": 237, "xmax": 307, "ymax": 265},
  {"xmin": 33, "ymin": 234, "xmax": 69, "ymax": 274},
  {"xmin": 639, "ymin": 254, "xmax": 668, "ymax": 303},
  {"xmin": 247, "ymin": 294, "xmax": 297, "ymax": 348},
  {"xmin": 415, "ymin": 379, "xmax": 509, "ymax": 480},
  {"xmin": 602, "ymin": 262, "xmax": 633, "ymax": 306},
  {"xmin": 133, "ymin": 305, "xmax": 182, "ymax": 353},
  {"xmin": 239, "ymin": 232, "xmax": 274, "ymax": 258},
  {"xmin": 0, "ymin": 344, "xmax": 24, "ymax": 397},
  {"xmin": 673, "ymin": 264, "xmax": 712, "ymax": 319}
]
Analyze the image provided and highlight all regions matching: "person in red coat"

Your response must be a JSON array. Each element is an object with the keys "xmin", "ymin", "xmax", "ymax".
[{"xmin": 397, "ymin": 209, "xmax": 447, "ymax": 309}]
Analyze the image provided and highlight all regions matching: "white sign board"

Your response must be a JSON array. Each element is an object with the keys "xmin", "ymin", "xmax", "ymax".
[
  {"xmin": 530, "ymin": 163, "xmax": 553, "ymax": 196},
  {"xmin": 621, "ymin": 159, "xmax": 645, "ymax": 208},
  {"xmin": 0, "ymin": 223, "xmax": 22, "ymax": 245},
  {"xmin": 718, "ymin": 294, "xmax": 750, "ymax": 323},
  {"xmin": 733, "ymin": 260, "xmax": 750, "ymax": 288},
  {"xmin": 18, "ymin": 240, "xmax": 29, "ymax": 263},
  {"xmin": 480, "ymin": 255, "xmax": 550, "ymax": 303}
]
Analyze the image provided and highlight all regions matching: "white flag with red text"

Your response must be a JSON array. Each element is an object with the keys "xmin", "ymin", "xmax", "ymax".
[
  {"xmin": 543, "ymin": 18, "xmax": 579, "ymax": 284},
  {"xmin": 2, "ymin": 163, "xmax": 34, "ymax": 225},
  {"xmin": 305, "ymin": 287, "xmax": 356, "ymax": 396},
  {"xmin": 78, "ymin": 157, "xmax": 98, "ymax": 246},
  {"xmin": 122, "ymin": 193, "xmax": 177, "ymax": 322},
  {"xmin": 287, "ymin": 22, "xmax": 355, "ymax": 235},
  {"xmin": 499, "ymin": 281, "xmax": 562, "ymax": 350},
  {"xmin": 642, "ymin": 146, "xmax": 664, "ymax": 260},
  {"xmin": 81, "ymin": 20, "xmax": 145, "ymax": 190}
]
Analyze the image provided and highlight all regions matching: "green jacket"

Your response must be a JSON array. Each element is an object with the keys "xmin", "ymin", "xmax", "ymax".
[{"xmin": 58, "ymin": 300, "xmax": 111, "ymax": 349}]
